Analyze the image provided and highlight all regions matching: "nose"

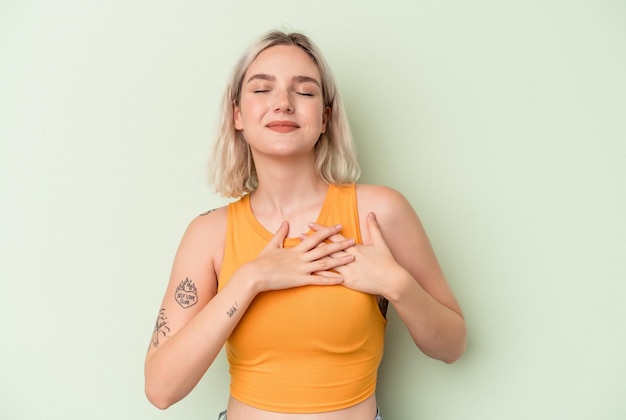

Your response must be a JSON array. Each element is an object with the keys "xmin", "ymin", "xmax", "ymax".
[{"xmin": 274, "ymin": 89, "xmax": 294, "ymax": 113}]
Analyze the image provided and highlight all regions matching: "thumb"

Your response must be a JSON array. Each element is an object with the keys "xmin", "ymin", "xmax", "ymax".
[
  {"xmin": 366, "ymin": 212, "xmax": 384, "ymax": 245},
  {"xmin": 268, "ymin": 221, "xmax": 289, "ymax": 249}
]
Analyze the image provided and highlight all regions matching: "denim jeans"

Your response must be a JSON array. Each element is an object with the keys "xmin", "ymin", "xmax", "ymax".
[{"xmin": 217, "ymin": 406, "xmax": 383, "ymax": 419}]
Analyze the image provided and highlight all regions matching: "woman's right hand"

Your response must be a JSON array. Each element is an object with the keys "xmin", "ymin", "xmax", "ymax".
[{"xmin": 245, "ymin": 221, "xmax": 356, "ymax": 293}]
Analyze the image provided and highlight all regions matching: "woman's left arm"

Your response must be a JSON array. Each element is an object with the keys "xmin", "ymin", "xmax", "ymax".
[{"xmin": 333, "ymin": 184, "xmax": 466, "ymax": 363}]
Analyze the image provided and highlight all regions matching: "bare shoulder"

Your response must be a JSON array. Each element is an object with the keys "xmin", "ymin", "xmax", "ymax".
[
  {"xmin": 187, "ymin": 206, "xmax": 228, "ymax": 238},
  {"xmin": 355, "ymin": 184, "xmax": 423, "ymax": 247},
  {"xmin": 175, "ymin": 205, "xmax": 229, "ymax": 276},
  {"xmin": 355, "ymin": 184, "xmax": 416, "ymax": 221}
]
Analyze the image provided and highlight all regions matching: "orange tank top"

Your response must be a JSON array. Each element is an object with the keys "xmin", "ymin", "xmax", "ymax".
[{"xmin": 217, "ymin": 184, "xmax": 387, "ymax": 413}]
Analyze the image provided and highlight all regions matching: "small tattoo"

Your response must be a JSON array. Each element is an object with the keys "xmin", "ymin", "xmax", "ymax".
[
  {"xmin": 378, "ymin": 297, "xmax": 389, "ymax": 319},
  {"xmin": 226, "ymin": 301, "xmax": 239, "ymax": 318},
  {"xmin": 151, "ymin": 308, "xmax": 170, "ymax": 348},
  {"xmin": 199, "ymin": 209, "xmax": 216, "ymax": 216},
  {"xmin": 175, "ymin": 277, "xmax": 198, "ymax": 309}
]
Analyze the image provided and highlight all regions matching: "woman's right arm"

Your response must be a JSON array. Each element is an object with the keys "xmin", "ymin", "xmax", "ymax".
[
  {"xmin": 144, "ymin": 212, "xmax": 355, "ymax": 409},
  {"xmin": 144, "ymin": 208, "xmax": 254, "ymax": 409}
]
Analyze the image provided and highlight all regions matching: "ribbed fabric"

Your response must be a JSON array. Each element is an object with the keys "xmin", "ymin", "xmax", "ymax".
[{"xmin": 218, "ymin": 184, "xmax": 386, "ymax": 413}]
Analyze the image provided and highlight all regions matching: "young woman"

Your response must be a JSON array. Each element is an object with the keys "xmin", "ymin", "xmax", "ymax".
[{"xmin": 145, "ymin": 30, "xmax": 466, "ymax": 420}]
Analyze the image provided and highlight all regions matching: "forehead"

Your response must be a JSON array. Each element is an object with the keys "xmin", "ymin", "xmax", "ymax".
[{"xmin": 245, "ymin": 45, "xmax": 321, "ymax": 81}]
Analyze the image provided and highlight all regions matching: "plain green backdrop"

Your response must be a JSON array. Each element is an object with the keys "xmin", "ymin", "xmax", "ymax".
[{"xmin": 1, "ymin": 1, "xmax": 625, "ymax": 419}]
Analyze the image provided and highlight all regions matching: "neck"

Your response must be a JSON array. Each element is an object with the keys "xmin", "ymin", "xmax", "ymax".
[
  {"xmin": 254, "ymin": 170, "xmax": 328, "ymax": 210},
  {"xmin": 254, "ymin": 153, "xmax": 324, "ymax": 202},
  {"xmin": 249, "ymin": 154, "xmax": 329, "ymax": 228}
]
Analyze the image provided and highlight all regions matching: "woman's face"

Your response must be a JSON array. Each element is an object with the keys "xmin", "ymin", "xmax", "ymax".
[{"xmin": 234, "ymin": 45, "xmax": 329, "ymax": 159}]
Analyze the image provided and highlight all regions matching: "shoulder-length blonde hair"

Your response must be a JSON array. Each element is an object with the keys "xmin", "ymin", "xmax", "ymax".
[{"xmin": 209, "ymin": 30, "xmax": 360, "ymax": 198}]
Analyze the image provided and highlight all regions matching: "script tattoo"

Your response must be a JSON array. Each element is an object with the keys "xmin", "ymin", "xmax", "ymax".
[
  {"xmin": 174, "ymin": 277, "xmax": 198, "ymax": 309},
  {"xmin": 226, "ymin": 301, "xmax": 239, "ymax": 318},
  {"xmin": 199, "ymin": 209, "xmax": 216, "ymax": 216},
  {"xmin": 151, "ymin": 308, "xmax": 170, "ymax": 348}
]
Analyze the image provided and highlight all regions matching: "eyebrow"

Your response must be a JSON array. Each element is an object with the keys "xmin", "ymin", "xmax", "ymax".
[{"xmin": 246, "ymin": 74, "xmax": 321, "ymax": 87}]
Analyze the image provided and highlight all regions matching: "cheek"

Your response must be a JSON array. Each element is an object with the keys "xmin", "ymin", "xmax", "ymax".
[
  {"xmin": 241, "ymin": 99, "xmax": 264, "ymax": 117},
  {"xmin": 234, "ymin": 98, "xmax": 261, "ymax": 130}
]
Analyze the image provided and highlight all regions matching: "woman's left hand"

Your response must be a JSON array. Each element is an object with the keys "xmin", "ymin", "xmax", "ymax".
[{"xmin": 306, "ymin": 212, "xmax": 403, "ymax": 297}]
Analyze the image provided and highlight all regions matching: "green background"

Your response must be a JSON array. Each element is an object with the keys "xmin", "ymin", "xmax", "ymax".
[{"xmin": 1, "ymin": 1, "xmax": 625, "ymax": 419}]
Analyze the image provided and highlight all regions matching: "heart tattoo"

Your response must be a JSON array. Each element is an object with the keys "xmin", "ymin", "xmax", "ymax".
[{"xmin": 175, "ymin": 277, "xmax": 198, "ymax": 309}]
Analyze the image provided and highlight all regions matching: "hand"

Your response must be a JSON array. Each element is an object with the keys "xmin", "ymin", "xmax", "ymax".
[
  {"xmin": 309, "ymin": 212, "xmax": 401, "ymax": 297},
  {"xmin": 246, "ymin": 221, "xmax": 356, "ymax": 293}
]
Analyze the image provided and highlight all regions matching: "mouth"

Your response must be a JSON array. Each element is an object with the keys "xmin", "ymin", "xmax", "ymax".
[{"xmin": 266, "ymin": 120, "xmax": 300, "ymax": 133}]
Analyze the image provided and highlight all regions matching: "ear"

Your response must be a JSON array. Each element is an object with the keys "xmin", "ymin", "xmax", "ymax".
[
  {"xmin": 233, "ymin": 102, "xmax": 244, "ymax": 131},
  {"xmin": 321, "ymin": 106, "xmax": 331, "ymax": 133}
]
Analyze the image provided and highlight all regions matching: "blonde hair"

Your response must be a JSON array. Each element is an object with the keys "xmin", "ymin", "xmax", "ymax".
[{"xmin": 209, "ymin": 30, "xmax": 360, "ymax": 198}]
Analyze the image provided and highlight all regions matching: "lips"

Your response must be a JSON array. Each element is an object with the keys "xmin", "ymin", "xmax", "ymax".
[{"xmin": 266, "ymin": 120, "xmax": 300, "ymax": 133}]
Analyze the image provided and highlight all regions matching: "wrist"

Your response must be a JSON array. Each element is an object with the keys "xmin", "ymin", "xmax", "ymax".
[
  {"xmin": 231, "ymin": 262, "xmax": 264, "ymax": 297},
  {"xmin": 385, "ymin": 265, "xmax": 417, "ymax": 305}
]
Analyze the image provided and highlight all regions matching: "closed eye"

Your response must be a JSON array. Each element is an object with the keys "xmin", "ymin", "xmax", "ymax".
[{"xmin": 296, "ymin": 92, "xmax": 314, "ymax": 97}]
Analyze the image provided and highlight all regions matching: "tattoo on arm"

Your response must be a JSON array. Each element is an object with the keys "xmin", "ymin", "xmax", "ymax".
[
  {"xmin": 199, "ymin": 209, "xmax": 216, "ymax": 216},
  {"xmin": 151, "ymin": 308, "xmax": 171, "ymax": 348},
  {"xmin": 378, "ymin": 296, "xmax": 389, "ymax": 319},
  {"xmin": 226, "ymin": 301, "xmax": 239, "ymax": 318},
  {"xmin": 175, "ymin": 277, "xmax": 198, "ymax": 309}
]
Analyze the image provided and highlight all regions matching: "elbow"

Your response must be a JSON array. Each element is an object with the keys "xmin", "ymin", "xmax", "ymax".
[
  {"xmin": 144, "ymin": 368, "xmax": 180, "ymax": 410},
  {"xmin": 442, "ymin": 343, "xmax": 466, "ymax": 364},
  {"xmin": 418, "ymin": 339, "xmax": 466, "ymax": 364},
  {"xmin": 145, "ymin": 384, "xmax": 177, "ymax": 410},
  {"xmin": 423, "ymin": 321, "xmax": 467, "ymax": 364},
  {"xmin": 144, "ymin": 354, "xmax": 200, "ymax": 409},
  {"xmin": 442, "ymin": 324, "xmax": 467, "ymax": 364}
]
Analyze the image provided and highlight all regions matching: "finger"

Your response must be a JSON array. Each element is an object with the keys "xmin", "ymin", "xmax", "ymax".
[
  {"xmin": 308, "ymin": 274, "xmax": 344, "ymax": 285},
  {"xmin": 307, "ymin": 238, "xmax": 355, "ymax": 261},
  {"xmin": 306, "ymin": 222, "xmax": 348, "ymax": 243},
  {"xmin": 311, "ymin": 271, "xmax": 345, "ymax": 280},
  {"xmin": 328, "ymin": 233, "xmax": 346, "ymax": 242},
  {"xmin": 297, "ymin": 223, "xmax": 344, "ymax": 250},
  {"xmin": 327, "ymin": 249, "xmax": 351, "ymax": 259},
  {"xmin": 298, "ymin": 234, "xmax": 347, "ymax": 248},
  {"xmin": 267, "ymin": 221, "xmax": 289, "ymax": 249},
  {"xmin": 366, "ymin": 212, "xmax": 384, "ymax": 245},
  {"xmin": 307, "ymin": 252, "xmax": 354, "ymax": 273}
]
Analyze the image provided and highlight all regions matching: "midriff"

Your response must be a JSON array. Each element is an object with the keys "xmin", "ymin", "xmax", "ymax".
[{"xmin": 225, "ymin": 394, "xmax": 378, "ymax": 420}]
